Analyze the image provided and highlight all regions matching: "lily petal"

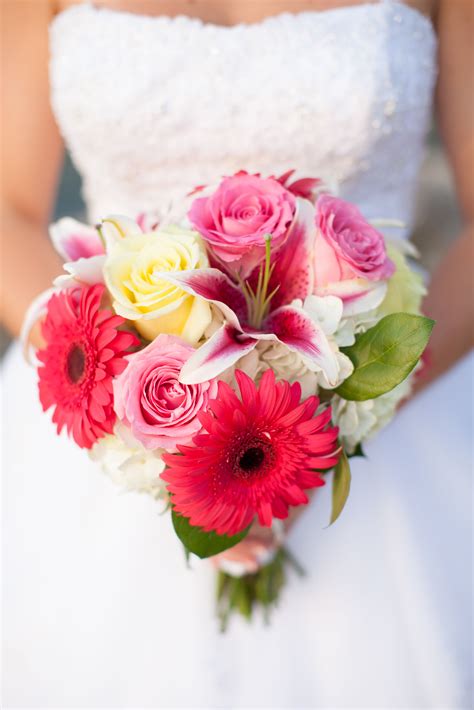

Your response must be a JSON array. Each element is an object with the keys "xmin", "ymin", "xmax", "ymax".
[
  {"xmin": 264, "ymin": 305, "xmax": 340, "ymax": 386},
  {"xmin": 179, "ymin": 323, "xmax": 256, "ymax": 384},
  {"xmin": 99, "ymin": 215, "xmax": 143, "ymax": 250},
  {"xmin": 276, "ymin": 170, "xmax": 321, "ymax": 200},
  {"xmin": 269, "ymin": 197, "xmax": 316, "ymax": 309},
  {"xmin": 155, "ymin": 268, "xmax": 248, "ymax": 330},
  {"xmin": 53, "ymin": 255, "xmax": 106, "ymax": 288},
  {"xmin": 314, "ymin": 279, "xmax": 388, "ymax": 316},
  {"xmin": 49, "ymin": 218, "xmax": 104, "ymax": 261}
]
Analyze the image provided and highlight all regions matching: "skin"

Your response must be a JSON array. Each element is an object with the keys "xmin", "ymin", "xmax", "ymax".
[{"xmin": 1, "ymin": 0, "xmax": 473, "ymax": 571}]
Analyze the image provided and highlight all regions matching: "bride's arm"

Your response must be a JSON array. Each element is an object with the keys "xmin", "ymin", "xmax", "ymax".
[
  {"xmin": 416, "ymin": 0, "xmax": 474, "ymax": 389},
  {"xmin": 1, "ymin": 1, "xmax": 64, "ymax": 338}
]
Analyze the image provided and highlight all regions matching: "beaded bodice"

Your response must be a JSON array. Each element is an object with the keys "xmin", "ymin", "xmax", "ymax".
[{"xmin": 49, "ymin": 1, "xmax": 437, "ymax": 234}]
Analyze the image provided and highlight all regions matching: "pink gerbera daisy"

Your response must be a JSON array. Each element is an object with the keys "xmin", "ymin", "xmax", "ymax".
[
  {"xmin": 37, "ymin": 284, "xmax": 139, "ymax": 449},
  {"xmin": 162, "ymin": 369, "xmax": 340, "ymax": 536}
]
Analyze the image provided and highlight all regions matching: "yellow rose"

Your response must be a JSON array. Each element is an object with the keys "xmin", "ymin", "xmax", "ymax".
[{"xmin": 104, "ymin": 225, "xmax": 211, "ymax": 343}]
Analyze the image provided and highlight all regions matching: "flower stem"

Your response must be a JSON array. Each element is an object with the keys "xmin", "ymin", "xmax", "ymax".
[
  {"xmin": 215, "ymin": 547, "xmax": 305, "ymax": 631},
  {"xmin": 257, "ymin": 235, "xmax": 273, "ymax": 323},
  {"xmin": 246, "ymin": 234, "xmax": 279, "ymax": 329}
]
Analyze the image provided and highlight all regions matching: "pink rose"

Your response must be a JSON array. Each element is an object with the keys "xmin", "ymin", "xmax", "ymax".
[
  {"xmin": 188, "ymin": 172, "xmax": 296, "ymax": 278},
  {"xmin": 313, "ymin": 195, "xmax": 395, "ymax": 286},
  {"xmin": 113, "ymin": 335, "xmax": 218, "ymax": 451}
]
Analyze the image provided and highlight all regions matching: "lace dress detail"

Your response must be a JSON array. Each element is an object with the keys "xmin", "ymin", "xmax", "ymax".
[{"xmin": 49, "ymin": 0, "xmax": 436, "ymax": 231}]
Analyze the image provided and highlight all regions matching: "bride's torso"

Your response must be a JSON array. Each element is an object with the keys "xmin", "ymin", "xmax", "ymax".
[{"xmin": 49, "ymin": 0, "xmax": 437, "ymax": 233}]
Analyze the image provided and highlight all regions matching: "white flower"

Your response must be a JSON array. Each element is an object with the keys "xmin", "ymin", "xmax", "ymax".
[
  {"xmin": 298, "ymin": 294, "xmax": 354, "ymax": 389},
  {"xmin": 301, "ymin": 294, "xmax": 343, "ymax": 336},
  {"xmin": 317, "ymin": 350, "xmax": 354, "ymax": 389},
  {"xmin": 236, "ymin": 347, "xmax": 264, "ymax": 381},
  {"xmin": 234, "ymin": 341, "xmax": 318, "ymax": 395},
  {"xmin": 334, "ymin": 310, "xmax": 379, "ymax": 347},
  {"xmin": 332, "ymin": 374, "xmax": 414, "ymax": 453},
  {"xmin": 258, "ymin": 341, "xmax": 319, "ymax": 398},
  {"xmin": 331, "ymin": 398, "xmax": 377, "ymax": 452},
  {"xmin": 89, "ymin": 428, "xmax": 167, "ymax": 500}
]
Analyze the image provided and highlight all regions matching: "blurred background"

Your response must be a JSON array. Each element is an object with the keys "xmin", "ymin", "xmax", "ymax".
[{"xmin": 0, "ymin": 127, "xmax": 461, "ymax": 356}]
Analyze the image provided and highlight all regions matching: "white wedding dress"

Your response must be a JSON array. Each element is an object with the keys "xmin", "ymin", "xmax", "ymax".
[{"xmin": 2, "ymin": 1, "xmax": 473, "ymax": 707}]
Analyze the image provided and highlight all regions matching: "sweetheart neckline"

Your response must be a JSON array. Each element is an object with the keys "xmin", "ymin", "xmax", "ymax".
[{"xmin": 51, "ymin": 0, "xmax": 435, "ymax": 37}]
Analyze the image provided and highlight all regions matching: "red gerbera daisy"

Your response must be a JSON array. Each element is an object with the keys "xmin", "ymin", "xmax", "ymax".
[
  {"xmin": 37, "ymin": 284, "xmax": 139, "ymax": 449},
  {"xmin": 162, "ymin": 369, "xmax": 340, "ymax": 536}
]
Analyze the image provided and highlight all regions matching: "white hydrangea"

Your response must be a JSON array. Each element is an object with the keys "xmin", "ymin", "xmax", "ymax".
[
  {"xmin": 89, "ymin": 427, "xmax": 167, "ymax": 500},
  {"xmin": 331, "ymin": 374, "xmax": 413, "ymax": 453},
  {"xmin": 334, "ymin": 310, "xmax": 379, "ymax": 347},
  {"xmin": 237, "ymin": 341, "xmax": 319, "ymax": 398}
]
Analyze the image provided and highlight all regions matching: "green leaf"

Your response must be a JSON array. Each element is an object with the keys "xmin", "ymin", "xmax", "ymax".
[
  {"xmin": 330, "ymin": 451, "xmax": 352, "ymax": 525},
  {"xmin": 172, "ymin": 509, "xmax": 250, "ymax": 559},
  {"xmin": 335, "ymin": 313, "xmax": 434, "ymax": 401}
]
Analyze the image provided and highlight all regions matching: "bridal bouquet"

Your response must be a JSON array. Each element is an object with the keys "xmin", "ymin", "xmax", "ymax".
[{"xmin": 24, "ymin": 170, "xmax": 433, "ymax": 627}]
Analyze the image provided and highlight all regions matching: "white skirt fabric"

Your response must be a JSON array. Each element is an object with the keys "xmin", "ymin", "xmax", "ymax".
[{"xmin": 2, "ymin": 341, "xmax": 472, "ymax": 708}]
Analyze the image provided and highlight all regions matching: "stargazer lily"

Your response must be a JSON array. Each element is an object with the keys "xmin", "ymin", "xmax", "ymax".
[{"xmin": 156, "ymin": 198, "xmax": 341, "ymax": 386}]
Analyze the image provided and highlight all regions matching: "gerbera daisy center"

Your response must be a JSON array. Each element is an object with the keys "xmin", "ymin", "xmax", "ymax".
[
  {"xmin": 67, "ymin": 344, "xmax": 86, "ymax": 384},
  {"xmin": 233, "ymin": 436, "xmax": 275, "ymax": 481},
  {"xmin": 239, "ymin": 446, "xmax": 265, "ymax": 472}
]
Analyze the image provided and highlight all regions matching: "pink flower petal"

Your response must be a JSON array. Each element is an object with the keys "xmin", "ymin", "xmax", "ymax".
[
  {"xmin": 154, "ymin": 268, "xmax": 247, "ymax": 329},
  {"xmin": 179, "ymin": 323, "xmax": 257, "ymax": 384},
  {"xmin": 315, "ymin": 195, "xmax": 395, "ymax": 281},
  {"xmin": 264, "ymin": 305, "xmax": 340, "ymax": 386},
  {"xmin": 49, "ymin": 218, "xmax": 104, "ymax": 261},
  {"xmin": 277, "ymin": 170, "xmax": 321, "ymax": 200},
  {"xmin": 268, "ymin": 197, "xmax": 316, "ymax": 309}
]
